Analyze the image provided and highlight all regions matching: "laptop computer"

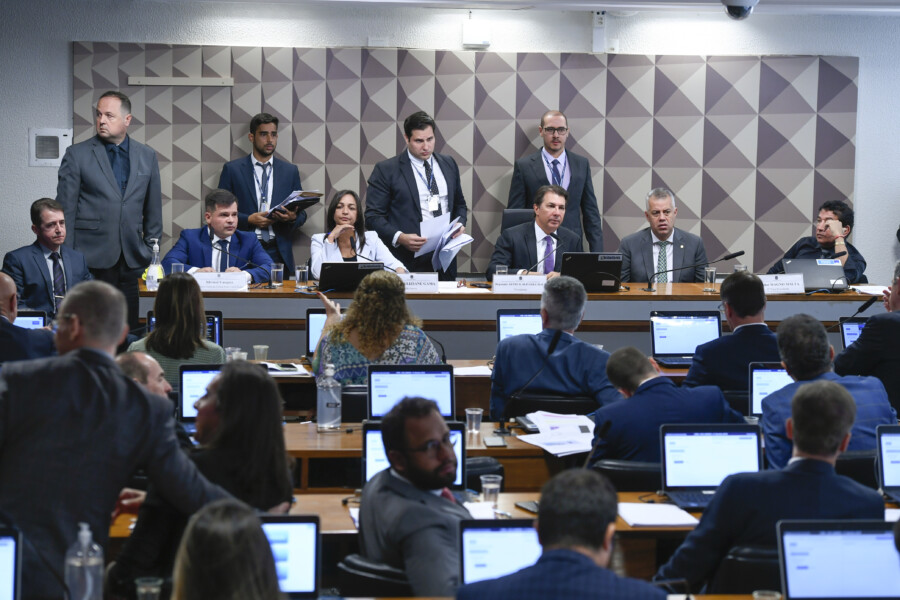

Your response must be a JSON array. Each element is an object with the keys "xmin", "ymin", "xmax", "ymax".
[
  {"xmin": 876, "ymin": 424, "xmax": 900, "ymax": 503},
  {"xmin": 459, "ymin": 519, "xmax": 542, "ymax": 585},
  {"xmin": 178, "ymin": 365, "xmax": 222, "ymax": 434},
  {"xmin": 367, "ymin": 364, "xmax": 454, "ymax": 419},
  {"xmin": 362, "ymin": 420, "xmax": 466, "ymax": 490},
  {"xmin": 317, "ymin": 262, "xmax": 383, "ymax": 292},
  {"xmin": 559, "ymin": 252, "xmax": 623, "ymax": 293},
  {"xmin": 259, "ymin": 515, "xmax": 321, "ymax": 599},
  {"xmin": 0, "ymin": 524, "xmax": 21, "ymax": 600},
  {"xmin": 147, "ymin": 310, "xmax": 224, "ymax": 346},
  {"xmin": 783, "ymin": 258, "xmax": 850, "ymax": 292},
  {"xmin": 13, "ymin": 310, "xmax": 47, "ymax": 329},
  {"xmin": 777, "ymin": 519, "xmax": 900, "ymax": 600},
  {"xmin": 660, "ymin": 423, "xmax": 763, "ymax": 509},
  {"xmin": 305, "ymin": 307, "xmax": 346, "ymax": 358},
  {"xmin": 496, "ymin": 308, "xmax": 542, "ymax": 344},
  {"xmin": 649, "ymin": 311, "xmax": 721, "ymax": 367},
  {"xmin": 839, "ymin": 316, "xmax": 868, "ymax": 349},
  {"xmin": 749, "ymin": 362, "xmax": 794, "ymax": 416}
]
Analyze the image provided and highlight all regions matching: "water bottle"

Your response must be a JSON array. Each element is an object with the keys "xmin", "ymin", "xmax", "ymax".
[
  {"xmin": 146, "ymin": 238, "xmax": 162, "ymax": 292},
  {"xmin": 317, "ymin": 363, "xmax": 342, "ymax": 431},
  {"xmin": 64, "ymin": 522, "xmax": 103, "ymax": 600}
]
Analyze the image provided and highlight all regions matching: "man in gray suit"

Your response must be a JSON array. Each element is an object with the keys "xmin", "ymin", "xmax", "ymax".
[
  {"xmin": 618, "ymin": 187, "xmax": 707, "ymax": 283},
  {"xmin": 359, "ymin": 397, "xmax": 471, "ymax": 597},
  {"xmin": 57, "ymin": 90, "xmax": 162, "ymax": 331},
  {"xmin": 0, "ymin": 281, "xmax": 226, "ymax": 599}
]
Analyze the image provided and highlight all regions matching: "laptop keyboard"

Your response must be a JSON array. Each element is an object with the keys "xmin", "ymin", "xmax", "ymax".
[
  {"xmin": 654, "ymin": 356, "xmax": 693, "ymax": 367},
  {"xmin": 667, "ymin": 491, "xmax": 714, "ymax": 508}
]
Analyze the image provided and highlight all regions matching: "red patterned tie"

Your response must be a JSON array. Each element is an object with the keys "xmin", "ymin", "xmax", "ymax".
[{"xmin": 440, "ymin": 487, "xmax": 457, "ymax": 504}]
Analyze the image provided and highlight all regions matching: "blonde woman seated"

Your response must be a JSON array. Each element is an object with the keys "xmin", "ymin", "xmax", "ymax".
[
  {"xmin": 311, "ymin": 270, "xmax": 439, "ymax": 385},
  {"xmin": 310, "ymin": 189, "xmax": 406, "ymax": 279}
]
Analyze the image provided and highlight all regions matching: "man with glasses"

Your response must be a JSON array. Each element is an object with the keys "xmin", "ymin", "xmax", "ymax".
[
  {"xmin": 508, "ymin": 110, "xmax": 604, "ymax": 252},
  {"xmin": 359, "ymin": 396, "xmax": 471, "ymax": 597}
]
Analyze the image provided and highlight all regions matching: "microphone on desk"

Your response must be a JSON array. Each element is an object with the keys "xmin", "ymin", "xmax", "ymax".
[
  {"xmin": 212, "ymin": 240, "xmax": 275, "ymax": 288},
  {"xmin": 827, "ymin": 295, "xmax": 879, "ymax": 331},
  {"xmin": 642, "ymin": 250, "xmax": 745, "ymax": 293},
  {"xmin": 353, "ymin": 250, "xmax": 396, "ymax": 273}
]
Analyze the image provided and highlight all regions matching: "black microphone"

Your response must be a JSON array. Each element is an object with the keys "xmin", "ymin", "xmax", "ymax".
[
  {"xmin": 353, "ymin": 251, "xmax": 395, "ymax": 273},
  {"xmin": 523, "ymin": 232, "xmax": 564, "ymax": 275},
  {"xmin": 212, "ymin": 239, "xmax": 274, "ymax": 287},
  {"xmin": 424, "ymin": 332, "xmax": 447, "ymax": 364},
  {"xmin": 828, "ymin": 296, "xmax": 879, "ymax": 331},
  {"xmin": 643, "ymin": 250, "xmax": 745, "ymax": 292}
]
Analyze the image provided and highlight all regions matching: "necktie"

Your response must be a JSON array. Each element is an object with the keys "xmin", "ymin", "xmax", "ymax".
[
  {"xmin": 543, "ymin": 235, "xmax": 555, "ymax": 274},
  {"xmin": 217, "ymin": 240, "xmax": 228, "ymax": 272},
  {"xmin": 256, "ymin": 162, "xmax": 271, "ymax": 242},
  {"xmin": 551, "ymin": 159, "xmax": 562, "ymax": 186},
  {"xmin": 108, "ymin": 145, "xmax": 127, "ymax": 195},
  {"xmin": 423, "ymin": 160, "xmax": 442, "ymax": 217},
  {"xmin": 656, "ymin": 240, "xmax": 668, "ymax": 283},
  {"xmin": 50, "ymin": 251, "xmax": 65, "ymax": 310},
  {"xmin": 440, "ymin": 487, "xmax": 457, "ymax": 504}
]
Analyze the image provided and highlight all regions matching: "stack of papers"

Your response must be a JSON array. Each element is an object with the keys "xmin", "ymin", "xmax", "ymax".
[
  {"xmin": 617, "ymin": 503, "xmax": 699, "ymax": 527},
  {"xmin": 414, "ymin": 214, "xmax": 474, "ymax": 272},
  {"xmin": 516, "ymin": 411, "xmax": 595, "ymax": 457}
]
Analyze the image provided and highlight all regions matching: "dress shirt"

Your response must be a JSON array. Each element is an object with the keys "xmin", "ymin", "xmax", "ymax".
[
  {"xmin": 39, "ymin": 243, "xmax": 66, "ymax": 295},
  {"xmin": 252, "ymin": 155, "xmax": 276, "ymax": 239},
  {"xmin": 650, "ymin": 230, "xmax": 675, "ymax": 279},
  {"xmin": 540, "ymin": 148, "xmax": 571, "ymax": 189},
  {"xmin": 190, "ymin": 234, "xmax": 252, "ymax": 284},
  {"xmin": 517, "ymin": 221, "xmax": 558, "ymax": 274}
]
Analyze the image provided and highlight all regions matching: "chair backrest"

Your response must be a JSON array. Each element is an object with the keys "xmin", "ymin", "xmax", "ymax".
[
  {"xmin": 341, "ymin": 385, "xmax": 367, "ymax": 423},
  {"xmin": 465, "ymin": 457, "xmax": 505, "ymax": 493},
  {"xmin": 835, "ymin": 449, "xmax": 878, "ymax": 489},
  {"xmin": 722, "ymin": 390, "xmax": 749, "ymax": 416},
  {"xmin": 708, "ymin": 545, "xmax": 780, "ymax": 594},
  {"xmin": 591, "ymin": 459, "xmax": 661, "ymax": 493},
  {"xmin": 504, "ymin": 394, "xmax": 597, "ymax": 419},
  {"xmin": 501, "ymin": 209, "xmax": 534, "ymax": 232},
  {"xmin": 336, "ymin": 553, "xmax": 413, "ymax": 597}
]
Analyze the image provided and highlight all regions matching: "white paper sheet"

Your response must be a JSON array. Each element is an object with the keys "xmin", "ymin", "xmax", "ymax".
[
  {"xmin": 851, "ymin": 285, "xmax": 889, "ymax": 296},
  {"xmin": 414, "ymin": 213, "xmax": 452, "ymax": 257},
  {"xmin": 617, "ymin": 503, "xmax": 699, "ymax": 527},
  {"xmin": 453, "ymin": 366, "xmax": 493, "ymax": 376}
]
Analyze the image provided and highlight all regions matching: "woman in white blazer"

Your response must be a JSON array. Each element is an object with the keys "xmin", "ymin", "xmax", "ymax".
[{"xmin": 310, "ymin": 190, "xmax": 407, "ymax": 279}]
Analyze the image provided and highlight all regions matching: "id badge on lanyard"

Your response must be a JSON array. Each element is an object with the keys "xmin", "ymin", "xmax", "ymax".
[{"xmin": 427, "ymin": 195, "xmax": 440, "ymax": 213}]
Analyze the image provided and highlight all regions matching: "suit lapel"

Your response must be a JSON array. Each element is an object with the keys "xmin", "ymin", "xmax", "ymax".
[
  {"xmin": 529, "ymin": 152, "xmax": 549, "ymax": 186},
  {"xmin": 433, "ymin": 154, "xmax": 454, "ymax": 211},
  {"xmin": 398, "ymin": 153, "xmax": 422, "ymax": 222},
  {"xmin": 30, "ymin": 243, "xmax": 53, "ymax": 308},
  {"xmin": 91, "ymin": 138, "xmax": 121, "ymax": 197},
  {"xmin": 672, "ymin": 229, "xmax": 685, "ymax": 276},
  {"xmin": 640, "ymin": 230, "xmax": 654, "ymax": 281},
  {"xmin": 243, "ymin": 157, "xmax": 258, "ymax": 207},
  {"xmin": 201, "ymin": 227, "xmax": 214, "ymax": 267},
  {"xmin": 525, "ymin": 225, "xmax": 539, "ymax": 269}
]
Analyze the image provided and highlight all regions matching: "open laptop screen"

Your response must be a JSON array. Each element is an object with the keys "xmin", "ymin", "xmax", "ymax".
[
  {"xmin": 662, "ymin": 425, "xmax": 762, "ymax": 489},
  {"xmin": 179, "ymin": 366, "xmax": 222, "ymax": 421},
  {"xmin": 877, "ymin": 425, "xmax": 900, "ymax": 488},
  {"xmin": 259, "ymin": 515, "xmax": 320, "ymax": 599},
  {"xmin": 749, "ymin": 362, "xmax": 794, "ymax": 415},
  {"xmin": 367, "ymin": 365, "xmax": 454, "ymax": 418},
  {"xmin": 13, "ymin": 311, "xmax": 46, "ymax": 329},
  {"xmin": 0, "ymin": 525, "xmax": 20, "ymax": 600},
  {"xmin": 148, "ymin": 310, "xmax": 224, "ymax": 346},
  {"xmin": 306, "ymin": 308, "xmax": 346, "ymax": 357},
  {"xmin": 840, "ymin": 317, "xmax": 867, "ymax": 349},
  {"xmin": 496, "ymin": 309, "xmax": 542, "ymax": 343},
  {"xmin": 363, "ymin": 421, "xmax": 465, "ymax": 489},
  {"xmin": 459, "ymin": 519, "xmax": 542, "ymax": 585},
  {"xmin": 650, "ymin": 311, "xmax": 721, "ymax": 357}
]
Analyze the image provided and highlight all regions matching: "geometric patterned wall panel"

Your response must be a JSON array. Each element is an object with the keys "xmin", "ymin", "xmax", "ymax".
[{"xmin": 73, "ymin": 44, "xmax": 857, "ymax": 274}]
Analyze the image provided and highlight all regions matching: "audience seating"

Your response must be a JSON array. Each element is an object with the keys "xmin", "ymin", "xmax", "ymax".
[
  {"xmin": 591, "ymin": 459, "xmax": 661, "ymax": 493},
  {"xmin": 336, "ymin": 553, "xmax": 412, "ymax": 597},
  {"xmin": 707, "ymin": 545, "xmax": 780, "ymax": 594}
]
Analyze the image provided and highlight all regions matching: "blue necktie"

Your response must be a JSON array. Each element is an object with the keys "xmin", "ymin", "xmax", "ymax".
[
  {"xmin": 551, "ymin": 159, "xmax": 562, "ymax": 186},
  {"xmin": 108, "ymin": 145, "xmax": 128, "ymax": 195},
  {"xmin": 51, "ymin": 252, "xmax": 65, "ymax": 310},
  {"xmin": 543, "ymin": 235, "xmax": 555, "ymax": 274},
  {"xmin": 217, "ymin": 240, "xmax": 228, "ymax": 272}
]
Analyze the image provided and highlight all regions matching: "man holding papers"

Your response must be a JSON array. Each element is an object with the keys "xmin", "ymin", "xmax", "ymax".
[{"xmin": 364, "ymin": 111, "xmax": 468, "ymax": 279}]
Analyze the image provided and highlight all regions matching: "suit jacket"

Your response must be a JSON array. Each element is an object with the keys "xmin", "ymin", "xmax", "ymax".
[
  {"xmin": 834, "ymin": 311, "xmax": 900, "ymax": 412},
  {"xmin": 485, "ymin": 222, "xmax": 583, "ymax": 280},
  {"xmin": 590, "ymin": 377, "xmax": 744, "ymax": 463},
  {"xmin": 655, "ymin": 459, "xmax": 885, "ymax": 590},
  {"xmin": 490, "ymin": 329, "xmax": 622, "ymax": 421},
  {"xmin": 507, "ymin": 150, "xmax": 604, "ymax": 251},
  {"xmin": 618, "ymin": 227, "xmax": 708, "ymax": 283},
  {"xmin": 683, "ymin": 323, "xmax": 780, "ymax": 392},
  {"xmin": 457, "ymin": 549, "xmax": 666, "ymax": 600},
  {"xmin": 1, "ymin": 241, "xmax": 93, "ymax": 315},
  {"xmin": 761, "ymin": 371, "xmax": 896, "ymax": 469},
  {"xmin": 359, "ymin": 469, "xmax": 472, "ymax": 597},
  {"xmin": 0, "ymin": 348, "xmax": 227, "ymax": 598},
  {"xmin": 57, "ymin": 134, "xmax": 162, "ymax": 270},
  {"xmin": 0, "ymin": 317, "xmax": 55, "ymax": 364},
  {"xmin": 309, "ymin": 230, "xmax": 406, "ymax": 279},
  {"xmin": 217, "ymin": 155, "xmax": 306, "ymax": 273},
  {"xmin": 364, "ymin": 152, "xmax": 468, "ymax": 274},
  {"xmin": 161, "ymin": 226, "xmax": 272, "ymax": 283},
  {"xmin": 767, "ymin": 235, "xmax": 867, "ymax": 284}
]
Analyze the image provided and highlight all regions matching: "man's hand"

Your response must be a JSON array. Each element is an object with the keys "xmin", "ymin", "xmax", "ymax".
[
  {"xmin": 397, "ymin": 233, "xmax": 427, "ymax": 252},
  {"xmin": 450, "ymin": 225, "xmax": 466, "ymax": 239},
  {"xmin": 546, "ymin": 271, "xmax": 560, "ymax": 279},
  {"xmin": 248, "ymin": 211, "xmax": 275, "ymax": 228},
  {"xmin": 826, "ymin": 220, "xmax": 845, "ymax": 241},
  {"xmin": 196, "ymin": 267, "xmax": 215, "ymax": 273},
  {"xmin": 112, "ymin": 488, "xmax": 147, "ymax": 520},
  {"xmin": 271, "ymin": 206, "xmax": 298, "ymax": 223},
  {"xmin": 884, "ymin": 288, "xmax": 892, "ymax": 313},
  {"xmin": 224, "ymin": 267, "xmax": 242, "ymax": 273}
]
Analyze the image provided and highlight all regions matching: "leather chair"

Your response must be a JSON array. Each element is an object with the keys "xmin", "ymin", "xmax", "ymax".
[
  {"xmin": 835, "ymin": 449, "xmax": 878, "ymax": 489},
  {"xmin": 466, "ymin": 457, "xmax": 505, "ymax": 493},
  {"xmin": 707, "ymin": 545, "xmax": 780, "ymax": 594},
  {"xmin": 336, "ymin": 553, "xmax": 413, "ymax": 597},
  {"xmin": 341, "ymin": 385, "xmax": 367, "ymax": 423},
  {"xmin": 591, "ymin": 459, "xmax": 661, "ymax": 492},
  {"xmin": 501, "ymin": 208, "xmax": 534, "ymax": 232},
  {"xmin": 503, "ymin": 393, "xmax": 598, "ymax": 419}
]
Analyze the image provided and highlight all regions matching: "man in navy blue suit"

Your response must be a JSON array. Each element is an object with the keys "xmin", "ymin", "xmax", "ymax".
[
  {"xmin": 457, "ymin": 469, "xmax": 665, "ymax": 600},
  {"xmin": 0, "ymin": 273, "xmax": 55, "ymax": 364},
  {"xmin": 683, "ymin": 271, "xmax": 779, "ymax": 392},
  {"xmin": 656, "ymin": 380, "xmax": 885, "ymax": 593},
  {"xmin": 161, "ymin": 189, "xmax": 272, "ymax": 284},
  {"xmin": 761, "ymin": 314, "xmax": 895, "ymax": 469},
  {"xmin": 2, "ymin": 198, "xmax": 93, "ymax": 317},
  {"xmin": 589, "ymin": 347, "xmax": 743, "ymax": 464},
  {"xmin": 218, "ymin": 112, "xmax": 306, "ymax": 274},
  {"xmin": 489, "ymin": 276, "xmax": 621, "ymax": 421}
]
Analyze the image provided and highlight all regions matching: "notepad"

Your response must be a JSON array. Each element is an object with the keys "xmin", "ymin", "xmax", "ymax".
[{"xmin": 617, "ymin": 503, "xmax": 699, "ymax": 527}]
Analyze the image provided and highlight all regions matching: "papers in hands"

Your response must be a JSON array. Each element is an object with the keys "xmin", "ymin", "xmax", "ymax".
[{"xmin": 265, "ymin": 190, "xmax": 322, "ymax": 217}]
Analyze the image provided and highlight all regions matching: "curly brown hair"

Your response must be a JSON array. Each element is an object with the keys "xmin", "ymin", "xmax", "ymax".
[{"xmin": 328, "ymin": 270, "xmax": 421, "ymax": 358}]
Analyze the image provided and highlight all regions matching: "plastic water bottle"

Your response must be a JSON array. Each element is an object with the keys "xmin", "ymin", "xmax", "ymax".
[
  {"xmin": 146, "ymin": 238, "xmax": 162, "ymax": 292},
  {"xmin": 317, "ymin": 363, "xmax": 342, "ymax": 431},
  {"xmin": 64, "ymin": 522, "xmax": 103, "ymax": 600}
]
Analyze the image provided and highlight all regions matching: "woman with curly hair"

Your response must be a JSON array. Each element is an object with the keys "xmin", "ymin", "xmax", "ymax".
[{"xmin": 311, "ymin": 270, "xmax": 440, "ymax": 384}]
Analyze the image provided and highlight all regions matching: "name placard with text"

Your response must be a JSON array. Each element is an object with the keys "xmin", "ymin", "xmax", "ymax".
[{"xmin": 492, "ymin": 274, "xmax": 547, "ymax": 295}]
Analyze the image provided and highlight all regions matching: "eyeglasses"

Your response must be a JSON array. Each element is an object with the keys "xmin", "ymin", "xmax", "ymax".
[
  {"xmin": 542, "ymin": 127, "xmax": 568, "ymax": 135},
  {"xmin": 408, "ymin": 434, "xmax": 457, "ymax": 456},
  {"xmin": 717, "ymin": 302, "xmax": 726, "ymax": 314}
]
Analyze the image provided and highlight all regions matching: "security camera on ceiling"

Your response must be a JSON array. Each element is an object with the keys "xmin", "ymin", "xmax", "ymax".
[{"xmin": 721, "ymin": 0, "xmax": 759, "ymax": 20}]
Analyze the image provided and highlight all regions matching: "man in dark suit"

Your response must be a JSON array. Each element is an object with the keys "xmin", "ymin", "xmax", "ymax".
[
  {"xmin": 162, "ymin": 189, "xmax": 272, "ymax": 284},
  {"xmin": 364, "ymin": 111, "xmax": 468, "ymax": 280},
  {"xmin": 655, "ymin": 380, "xmax": 885, "ymax": 592},
  {"xmin": 618, "ymin": 188, "xmax": 707, "ymax": 283},
  {"xmin": 507, "ymin": 110, "xmax": 604, "ymax": 251},
  {"xmin": 762, "ymin": 314, "xmax": 895, "ymax": 469},
  {"xmin": 457, "ymin": 469, "xmax": 665, "ymax": 600},
  {"xmin": 217, "ymin": 112, "xmax": 307, "ymax": 274},
  {"xmin": 683, "ymin": 271, "xmax": 780, "ymax": 392},
  {"xmin": 2, "ymin": 198, "xmax": 92, "ymax": 316},
  {"xmin": 359, "ymin": 397, "xmax": 472, "ymax": 597},
  {"xmin": 57, "ymin": 90, "xmax": 162, "ymax": 331},
  {"xmin": 834, "ymin": 260, "xmax": 900, "ymax": 411},
  {"xmin": 0, "ymin": 273, "xmax": 55, "ymax": 364},
  {"xmin": 0, "ymin": 281, "xmax": 227, "ymax": 598},
  {"xmin": 486, "ymin": 185, "xmax": 583, "ymax": 281},
  {"xmin": 589, "ymin": 347, "xmax": 743, "ymax": 464}
]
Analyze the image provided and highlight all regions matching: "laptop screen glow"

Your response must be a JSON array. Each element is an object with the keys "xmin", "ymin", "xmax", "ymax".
[
  {"xmin": 651, "ymin": 313, "xmax": 720, "ymax": 355},
  {"xmin": 880, "ymin": 431, "xmax": 900, "ymax": 487},
  {"xmin": 0, "ymin": 532, "xmax": 17, "ymax": 600},
  {"xmin": 497, "ymin": 313, "xmax": 542, "ymax": 342},
  {"xmin": 841, "ymin": 320, "xmax": 866, "ymax": 348},
  {"xmin": 751, "ymin": 367, "xmax": 793, "ymax": 414},
  {"xmin": 180, "ymin": 368, "xmax": 220, "ymax": 419},
  {"xmin": 369, "ymin": 369, "xmax": 453, "ymax": 418},
  {"xmin": 460, "ymin": 524, "xmax": 542, "ymax": 584},
  {"xmin": 13, "ymin": 315, "xmax": 44, "ymax": 329},
  {"xmin": 664, "ymin": 431, "xmax": 760, "ymax": 488},
  {"xmin": 261, "ymin": 520, "xmax": 318, "ymax": 595},
  {"xmin": 364, "ymin": 428, "xmax": 463, "ymax": 487}
]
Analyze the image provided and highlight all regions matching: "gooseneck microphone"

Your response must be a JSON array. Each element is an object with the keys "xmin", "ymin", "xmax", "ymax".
[
  {"xmin": 522, "ymin": 232, "xmax": 564, "ymax": 275},
  {"xmin": 643, "ymin": 250, "xmax": 745, "ymax": 293},
  {"xmin": 828, "ymin": 295, "xmax": 879, "ymax": 331}
]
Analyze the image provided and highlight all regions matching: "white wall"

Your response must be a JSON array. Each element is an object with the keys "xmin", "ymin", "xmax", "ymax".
[{"xmin": 2, "ymin": 1, "xmax": 898, "ymax": 282}]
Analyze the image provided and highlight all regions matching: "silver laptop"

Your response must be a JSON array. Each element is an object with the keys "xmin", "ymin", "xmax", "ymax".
[
  {"xmin": 783, "ymin": 258, "xmax": 850, "ymax": 292},
  {"xmin": 459, "ymin": 519, "xmax": 542, "ymax": 584},
  {"xmin": 649, "ymin": 311, "xmax": 721, "ymax": 367},
  {"xmin": 749, "ymin": 362, "xmax": 794, "ymax": 416}
]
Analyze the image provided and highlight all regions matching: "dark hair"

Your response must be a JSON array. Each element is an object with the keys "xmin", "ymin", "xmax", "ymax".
[
  {"xmin": 720, "ymin": 271, "xmax": 766, "ymax": 318},
  {"xmin": 819, "ymin": 200, "xmax": 854, "ymax": 231},
  {"xmin": 171, "ymin": 499, "xmax": 283, "ymax": 600},
  {"xmin": 606, "ymin": 347, "xmax": 656, "ymax": 394},
  {"xmin": 791, "ymin": 380, "xmax": 856, "ymax": 456},
  {"xmin": 533, "ymin": 184, "xmax": 568, "ymax": 207},
  {"xmin": 250, "ymin": 112, "xmax": 279, "ymax": 135},
  {"xmin": 204, "ymin": 189, "xmax": 238, "ymax": 213},
  {"xmin": 98, "ymin": 90, "xmax": 132, "ymax": 114},
  {"xmin": 145, "ymin": 272, "xmax": 208, "ymax": 359},
  {"xmin": 541, "ymin": 276, "xmax": 585, "ymax": 331},
  {"xmin": 403, "ymin": 111, "xmax": 436, "ymax": 138},
  {"xmin": 115, "ymin": 351, "xmax": 149, "ymax": 384},
  {"xmin": 325, "ymin": 190, "xmax": 367, "ymax": 252},
  {"xmin": 382, "ymin": 397, "xmax": 440, "ymax": 455},
  {"xmin": 59, "ymin": 280, "xmax": 126, "ymax": 346},
  {"xmin": 30, "ymin": 198, "xmax": 64, "ymax": 227},
  {"xmin": 537, "ymin": 470, "xmax": 617, "ymax": 552},
  {"xmin": 777, "ymin": 314, "xmax": 832, "ymax": 380}
]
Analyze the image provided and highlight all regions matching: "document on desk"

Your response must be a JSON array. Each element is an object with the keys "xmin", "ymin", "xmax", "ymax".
[
  {"xmin": 618, "ymin": 503, "xmax": 699, "ymax": 527},
  {"xmin": 851, "ymin": 285, "xmax": 889, "ymax": 295},
  {"xmin": 517, "ymin": 411, "xmax": 596, "ymax": 456},
  {"xmin": 348, "ymin": 507, "xmax": 360, "ymax": 529},
  {"xmin": 453, "ymin": 366, "xmax": 492, "ymax": 376},
  {"xmin": 261, "ymin": 362, "xmax": 312, "ymax": 376}
]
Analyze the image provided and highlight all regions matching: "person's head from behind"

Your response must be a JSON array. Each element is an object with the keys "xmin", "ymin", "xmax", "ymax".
[
  {"xmin": 30, "ymin": 198, "xmax": 67, "ymax": 251},
  {"xmin": 605, "ymin": 346, "xmax": 657, "ymax": 397},
  {"xmin": 326, "ymin": 189, "xmax": 365, "ymax": 238},
  {"xmin": 147, "ymin": 272, "xmax": 207, "ymax": 359},
  {"xmin": 787, "ymin": 380, "xmax": 856, "ymax": 461},
  {"xmin": 116, "ymin": 351, "xmax": 172, "ymax": 397},
  {"xmin": 0, "ymin": 273, "xmax": 18, "ymax": 322},
  {"xmin": 541, "ymin": 275, "xmax": 585, "ymax": 332},
  {"xmin": 204, "ymin": 189, "xmax": 239, "ymax": 240},
  {"xmin": 777, "ymin": 314, "xmax": 832, "ymax": 381},
  {"xmin": 381, "ymin": 397, "xmax": 456, "ymax": 491},
  {"xmin": 537, "ymin": 470, "xmax": 618, "ymax": 567},
  {"xmin": 720, "ymin": 271, "xmax": 767, "ymax": 325},
  {"xmin": 172, "ymin": 499, "xmax": 283, "ymax": 600},
  {"xmin": 337, "ymin": 270, "xmax": 419, "ymax": 356},
  {"xmin": 54, "ymin": 280, "xmax": 128, "ymax": 355}
]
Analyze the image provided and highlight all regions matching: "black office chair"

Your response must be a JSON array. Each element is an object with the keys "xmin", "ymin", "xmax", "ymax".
[
  {"xmin": 503, "ymin": 393, "xmax": 598, "ymax": 419},
  {"xmin": 722, "ymin": 390, "xmax": 749, "ymax": 416},
  {"xmin": 466, "ymin": 457, "xmax": 505, "ymax": 493},
  {"xmin": 501, "ymin": 208, "xmax": 534, "ymax": 232},
  {"xmin": 835, "ymin": 449, "xmax": 878, "ymax": 489},
  {"xmin": 707, "ymin": 545, "xmax": 780, "ymax": 594},
  {"xmin": 336, "ymin": 553, "xmax": 413, "ymax": 597},
  {"xmin": 341, "ymin": 385, "xmax": 367, "ymax": 422},
  {"xmin": 591, "ymin": 459, "xmax": 661, "ymax": 492}
]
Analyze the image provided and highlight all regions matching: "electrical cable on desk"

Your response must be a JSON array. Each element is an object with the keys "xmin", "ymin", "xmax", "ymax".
[{"xmin": 638, "ymin": 492, "xmax": 668, "ymax": 504}]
